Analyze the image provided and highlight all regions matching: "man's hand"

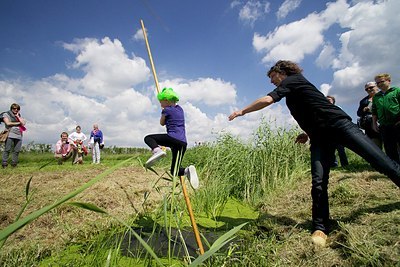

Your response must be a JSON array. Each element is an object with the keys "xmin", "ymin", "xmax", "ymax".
[
  {"xmin": 372, "ymin": 123, "xmax": 380, "ymax": 133},
  {"xmin": 228, "ymin": 110, "xmax": 243, "ymax": 121},
  {"xmin": 295, "ymin": 133, "xmax": 309, "ymax": 144}
]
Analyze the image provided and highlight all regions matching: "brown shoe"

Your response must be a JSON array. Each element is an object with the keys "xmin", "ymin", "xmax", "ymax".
[{"xmin": 311, "ymin": 230, "xmax": 327, "ymax": 247}]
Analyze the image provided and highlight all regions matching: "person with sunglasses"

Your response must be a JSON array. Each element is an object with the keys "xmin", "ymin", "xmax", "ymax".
[
  {"xmin": 357, "ymin": 82, "xmax": 382, "ymax": 148},
  {"xmin": 1, "ymin": 103, "xmax": 26, "ymax": 168},
  {"xmin": 372, "ymin": 73, "xmax": 400, "ymax": 163}
]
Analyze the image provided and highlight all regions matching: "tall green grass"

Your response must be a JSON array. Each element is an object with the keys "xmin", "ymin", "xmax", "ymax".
[
  {"xmin": 0, "ymin": 119, "xmax": 314, "ymax": 266},
  {"xmin": 188, "ymin": 121, "xmax": 310, "ymax": 219},
  {"xmin": 0, "ymin": 148, "xmax": 248, "ymax": 266}
]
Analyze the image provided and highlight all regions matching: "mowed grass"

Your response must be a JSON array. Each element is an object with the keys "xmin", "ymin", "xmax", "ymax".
[
  {"xmin": 0, "ymin": 124, "xmax": 399, "ymax": 266},
  {"xmin": 230, "ymin": 168, "xmax": 400, "ymax": 266}
]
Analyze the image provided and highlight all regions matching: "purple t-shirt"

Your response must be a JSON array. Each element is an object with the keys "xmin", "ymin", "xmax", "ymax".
[{"xmin": 162, "ymin": 105, "xmax": 187, "ymax": 143}]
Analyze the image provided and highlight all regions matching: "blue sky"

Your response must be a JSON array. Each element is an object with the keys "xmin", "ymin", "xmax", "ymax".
[{"xmin": 1, "ymin": 0, "xmax": 400, "ymax": 147}]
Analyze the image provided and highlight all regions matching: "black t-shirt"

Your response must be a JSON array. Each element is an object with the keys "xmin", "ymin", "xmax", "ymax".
[{"xmin": 268, "ymin": 73, "xmax": 351, "ymax": 137}]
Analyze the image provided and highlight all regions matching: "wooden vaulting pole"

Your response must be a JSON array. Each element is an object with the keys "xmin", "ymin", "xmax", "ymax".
[
  {"xmin": 180, "ymin": 176, "xmax": 205, "ymax": 255},
  {"xmin": 140, "ymin": 19, "xmax": 161, "ymax": 94},
  {"xmin": 140, "ymin": 19, "xmax": 205, "ymax": 255}
]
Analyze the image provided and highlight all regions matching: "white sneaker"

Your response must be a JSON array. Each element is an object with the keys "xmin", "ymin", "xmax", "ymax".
[
  {"xmin": 185, "ymin": 165, "xmax": 199, "ymax": 189},
  {"xmin": 145, "ymin": 149, "xmax": 166, "ymax": 167}
]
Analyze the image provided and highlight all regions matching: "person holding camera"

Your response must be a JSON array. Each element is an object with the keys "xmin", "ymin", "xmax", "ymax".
[
  {"xmin": 54, "ymin": 132, "xmax": 77, "ymax": 165},
  {"xmin": 357, "ymin": 82, "xmax": 382, "ymax": 149}
]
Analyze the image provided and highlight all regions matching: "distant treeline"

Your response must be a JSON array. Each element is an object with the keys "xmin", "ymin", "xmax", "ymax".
[{"xmin": 0, "ymin": 141, "xmax": 148, "ymax": 154}]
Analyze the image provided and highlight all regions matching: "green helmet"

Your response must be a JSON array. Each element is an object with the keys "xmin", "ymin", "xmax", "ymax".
[{"xmin": 157, "ymin": 87, "xmax": 180, "ymax": 102}]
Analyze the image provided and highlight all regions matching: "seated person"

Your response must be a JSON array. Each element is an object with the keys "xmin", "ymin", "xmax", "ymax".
[
  {"xmin": 69, "ymin": 125, "xmax": 88, "ymax": 163},
  {"xmin": 54, "ymin": 132, "xmax": 77, "ymax": 165}
]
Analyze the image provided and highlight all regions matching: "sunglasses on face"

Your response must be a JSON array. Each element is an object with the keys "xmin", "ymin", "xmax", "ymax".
[
  {"xmin": 376, "ymin": 80, "xmax": 386, "ymax": 85},
  {"xmin": 365, "ymin": 86, "xmax": 375, "ymax": 91}
]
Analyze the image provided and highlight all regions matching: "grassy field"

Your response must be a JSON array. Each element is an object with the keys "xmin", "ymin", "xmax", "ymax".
[{"xmin": 0, "ymin": 125, "xmax": 399, "ymax": 266}]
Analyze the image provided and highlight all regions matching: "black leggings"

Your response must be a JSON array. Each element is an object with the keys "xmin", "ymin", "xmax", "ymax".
[{"xmin": 144, "ymin": 134, "xmax": 187, "ymax": 176}]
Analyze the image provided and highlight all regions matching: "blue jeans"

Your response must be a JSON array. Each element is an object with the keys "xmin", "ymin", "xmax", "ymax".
[
  {"xmin": 331, "ymin": 144, "xmax": 348, "ymax": 167},
  {"xmin": 310, "ymin": 119, "xmax": 400, "ymax": 233}
]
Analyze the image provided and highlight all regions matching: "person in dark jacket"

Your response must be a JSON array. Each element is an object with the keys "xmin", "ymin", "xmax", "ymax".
[
  {"xmin": 229, "ymin": 60, "xmax": 400, "ymax": 247},
  {"xmin": 357, "ymin": 82, "xmax": 382, "ymax": 148},
  {"xmin": 326, "ymin": 95, "xmax": 348, "ymax": 167}
]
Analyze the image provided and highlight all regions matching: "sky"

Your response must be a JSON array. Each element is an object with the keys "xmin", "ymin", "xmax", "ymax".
[{"xmin": 1, "ymin": 0, "xmax": 400, "ymax": 148}]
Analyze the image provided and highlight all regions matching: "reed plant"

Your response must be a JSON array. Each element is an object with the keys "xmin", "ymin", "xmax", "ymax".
[
  {"xmin": 191, "ymin": 120, "xmax": 309, "ymax": 219},
  {"xmin": 0, "ymin": 149, "xmax": 247, "ymax": 266}
]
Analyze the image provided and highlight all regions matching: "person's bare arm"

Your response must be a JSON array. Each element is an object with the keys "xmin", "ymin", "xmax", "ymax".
[
  {"xmin": 3, "ymin": 117, "xmax": 21, "ymax": 127},
  {"xmin": 160, "ymin": 115, "xmax": 166, "ymax": 126},
  {"xmin": 372, "ymin": 115, "xmax": 379, "ymax": 132},
  {"xmin": 228, "ymin": 95, "xmax": 274, "ymax": 121}
]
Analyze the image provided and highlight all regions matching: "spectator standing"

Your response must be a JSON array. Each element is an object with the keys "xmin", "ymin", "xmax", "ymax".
[
  {"xmin": 90, "ymin": 124, "xmax": 104, "ymax": 164},
  {"xmin": 2, "ymin": 103, "xmax": 26, "ymax": 168},
  {"xmin": 372, "ymin": 73, "xmax": 400, "ymax": 163},
  {"xmin": 229, "ymin": 60, "xmax": 400, "ymax": 247},
  {"xmin": 357, "ymin": 82, "xmax": 382, "ymax": 148},
  {"xmin": 326, "ymin": 96, "xmax": 349, "ymax": 167}
]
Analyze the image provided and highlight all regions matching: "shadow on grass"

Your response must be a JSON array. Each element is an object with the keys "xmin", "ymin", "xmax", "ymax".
[
  {"xmin": 118, "ymin": 197, "xmax": 260, "ymax": 259},
  {"xmin": 333, "ymin": 162, "xmax": 374, "ymax": 173},
  {"xmin": 120, "ymin": 215, "xmax": 257, "ymax": 258},
  {"xmin": 341, "ymin": 201, "xmax": 400, "ymax": 223},
  {"xmin": 254, "ymin": 201, "xmax": 399, "ymax": 241},
  {"xmin": 256, "ymin": 212, "xmax": 314, "ymax": 241}
]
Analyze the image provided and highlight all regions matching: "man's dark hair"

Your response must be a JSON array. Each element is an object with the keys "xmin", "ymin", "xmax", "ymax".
[{"xmin": 267, "ymin": 60, "xmax": 303, "ymax": 77}]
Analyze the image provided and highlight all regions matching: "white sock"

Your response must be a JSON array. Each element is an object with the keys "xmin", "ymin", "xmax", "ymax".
[{"xmin": 152, "ymin": 147, "xmax": 162, "ymax": 154}]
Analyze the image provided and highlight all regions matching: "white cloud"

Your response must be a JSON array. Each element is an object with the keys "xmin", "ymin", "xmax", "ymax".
[
  {"xmin": 239, "ymin": 1, "xmax": 271, "ymax": 26},
  {"xmin": 328, "ymin": 0, "xmax": 400, "ymax": 104},
  {"xmin": 160, "ymin": 78, "xmax": 237, "ymax": 106},
  {"xmin": 316, "ymin": 43, "xmax": 336, "ymax": 69},
  {"xmin": 230, "ymin": 0, "xmax": 241, "ymax": 9},
  {"xmin": 224, "ymin": 102, "xmax": 297, "ymax": 141},
  {"xmin": 0, "ymin": 37, "xmax": 245, "ymax": 148},
  {"xmin": 252, "ymin": 0, "xmax": 400, "ymax": 112},
  {"xmin": 253, "ymin": 14, "xmax": 325, "ymax": 63},
  {"xmin": 133, "ymin": 28, "xmax": 145, "ymax": 41},
  {"xmin": 276, "ymin": 0, "xmax": 302, "ymax": 20},
  {"xmin": 320, "ymin": 83, "xmax": 331, "ymax": 96},
  {"xmin": 63, "ymin": 37, "xmax": 151, "ymax": 98},
  {"xmin": 253, "ymin": 0, "xmax": 349, "ymax": 64}
]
